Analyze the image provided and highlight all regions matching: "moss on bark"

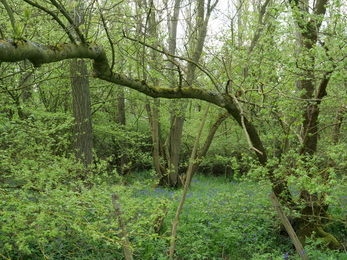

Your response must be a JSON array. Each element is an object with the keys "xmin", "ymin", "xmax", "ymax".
[
  {"xmin": 296, "ymin": 203, "xmax": 341, "ymax": 250},
  {"xmin": 297, "ymin": 223, "xmax": 341, "ymax": 249}
]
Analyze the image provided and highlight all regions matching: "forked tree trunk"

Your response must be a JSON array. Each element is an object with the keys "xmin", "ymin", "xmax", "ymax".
[{"xmin": 144, "ymin": 0, "xmax": 170, "ymax": 185}]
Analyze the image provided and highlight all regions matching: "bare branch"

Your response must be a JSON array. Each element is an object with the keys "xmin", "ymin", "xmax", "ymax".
[
  {"xmin": 0, "ymin": 0, "xmax": 16, "ymax": 36},
  {"xmin": 123, "ymin": 34, "xmax": 220, "ymax": 92},
  {"xmin": 23, "ymin": 0, "xmax": 76, "ymax": 43},
  {"xmin": 49, "ymin": 0, "xmax": 85, "ymax": 43},
  {"xmin": 231, "ymin": 94, "xmax": 263, "ymax": 155},
  {"xmin": 96, "ymin": 1, "xmax": 115, "ymax": 70},
  {"xmin": 248, "ymin": 0, "xmax": 271, "ymax": 54}
]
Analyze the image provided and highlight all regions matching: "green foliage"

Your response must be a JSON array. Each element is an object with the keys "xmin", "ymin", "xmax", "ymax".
[
  {"xmin": 195, "ymin": 119, "xmax": 253, "ymax": 178},
  {"xmin": 0, "ymin": 111, "xmax": 164, "ymax": 259},
  {"xmin": 171, "ymin": 178, "xmax": 277, "ymax": 259},
  {"xmin": 303, "ymin": 233, "xmax": 347, "ymax": 260},
  {"xmin": 1, "ymin": 147, "xmax": 346, "ymax": 260},
  {"xmin": 0, "ymin": 177, "xmax": 171, "ymax": 259},
  {"xmin": 93, "ymin": 122, "xmax": 152, "ymax": 172}
]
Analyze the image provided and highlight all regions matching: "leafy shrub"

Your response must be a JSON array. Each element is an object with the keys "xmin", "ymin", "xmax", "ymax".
[
  {"xmin": 0, "ymin": 113, "xmax": 167, "ymax": 259},
  {"xmin": 93, "ymin": 123, "xmax": 153, "ymax": 173}
]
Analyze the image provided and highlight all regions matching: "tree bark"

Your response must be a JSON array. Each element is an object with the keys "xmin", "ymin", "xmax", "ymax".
[
  {"xmin": 167, "ymin": 0, "xmax": 218, "ymax": 187},
  {"xmin": 331, "ymin": 105, "xmax": 347, "ymax": 145},
  {"xmin": 116, "ymin": 87, "xmax": 128, "ymax": 175},
  {"xmin": 0, "ymin": 39, "xmax": 269, "ymax": 164},
  {"xmin": 190, "ymin": 112, "xmax": 229, "ymax": 176},
  {"xmin": 167, "ymin": 0, "xmax": 183, "ymax": 187},
  {"xmin": 69, "ymin": 1, "xmax": 93, "ymax": 170},
  {"xmin": 0, "ymin": 0, "xmax": 342, "ymax": 249},
  {"xmin": 146, "ymin": 99, "xmax": 167, "ymax": 185},
  {"xmin": 112, "ymin": 194, "xmax": 133, "ymax": 260},
  {"xmin": 70, "ymin": 59, "xmax": 93, "ymax": 168}
]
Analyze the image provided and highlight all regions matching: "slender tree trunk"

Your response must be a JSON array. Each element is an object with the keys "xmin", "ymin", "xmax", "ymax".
[
  {"xmin": 1, "ymin": 1, "xmax": 33, "ymax": 119},
  {"xmin": 117, "ymin": 87, "xmax": 126, "ymax": 126},
  {"xmin": 169, "ymin": 104, "xmax": 210, "ymax": 258},
  {"xmin": 112, "ymin": 194, "xmax": 133, "ymax": 260},
  {"xmin": 21, "ymin": 60, "xmax": 32, "ymax": 104},
  {"xmin": 328, "ymin": 105, "xmax": 347, "ymax": 168},
  {"xmin": 169, "ymin": 112, "xmax": 185, "ymax": 186},
  {"xmin": 168, "ymin": 0, "xmax": 218, "ymax": 187},
  {"xmin": 146, "ymin": 99, "xmax": 167, "ymax": 185},
  {"xmin": 331, "ymin": 105, "xmax": 346, "ymax": 145},
  {"xmin": 18, "ymin": 60, "xmax": 33, "ymax": 119},
  {"xmin": 116, "ymin": 87, "xmax": 128, "ymax": 175},
  {"xmin": 143, "ymin": 0, "xmax": 170, "ymax": 185},
  {"xmin": 190, "ymin": 112, "xmax": 229, "ymax": 175}
]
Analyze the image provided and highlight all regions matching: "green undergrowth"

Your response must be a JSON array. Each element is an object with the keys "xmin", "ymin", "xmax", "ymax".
[{"xmin": 1, "ymin": 172, "xmax": 346, "ymax": 260}]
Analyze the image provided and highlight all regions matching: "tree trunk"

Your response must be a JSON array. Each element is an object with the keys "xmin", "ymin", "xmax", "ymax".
[
  {"xmin": 287, "ymin": 0, "xmax": 340, "ymax": 248},
  {"xmin": 166, "ymin": 0, "xmax": 183, "ymax": 187},
  {"xmin": 167, "ymin": 0, "xmax": 217, "ymax": 187},
  {"xmin": 18, "ymin": 60, "xmax": 33, "ymax": 119},
  {"xmin": 169, "ymin": 103, "xmax": 210, "ymax": 258},
  {"xmin": 1, "ymin": 0, "xmax": 343, "ymax": 249},
  {"xmin": 169, "ymin": 110, "xmax": 185, "ymax": 186},
  {"xmin": 331, "ymin": 105, "xmax": 347, "ymax": 145},
  {"xmin": 70, "ymin": 59, "xmax": 93, "ymax": 168},
  {"xmin": 116, "ymin": 87, "xmax": 128, "ymax": 175},
  {"xmin": 146, "ymin": 99, "xmax": 167, "ymax": 186},
  {"xmin": 69, "ymin": 1, "xmax": 93, "ymax": 170}
]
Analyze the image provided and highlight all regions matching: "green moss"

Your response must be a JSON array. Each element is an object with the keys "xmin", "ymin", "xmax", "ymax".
[{"xmin": 298, "ymin": 224, "xmax": 341, "ymax": 249}]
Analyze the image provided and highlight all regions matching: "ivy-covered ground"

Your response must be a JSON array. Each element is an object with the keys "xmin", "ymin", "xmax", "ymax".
[{"xmin": 1, "ymin": 172, "xmax": 346, "ymax": 260}]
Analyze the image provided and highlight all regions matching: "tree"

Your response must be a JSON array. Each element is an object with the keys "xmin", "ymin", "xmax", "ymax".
[
  {"xmin": 1, "ymin": 0, "xmax": 347, "ymax": 247},
  {"xmin": 134, "ymin": 0, "xmax": 218, "ymax": 187},
  {"xmin": 70, "ymin": 58, "xmax": 93, "ymax": 168},
  {"xmin": 69, "ymin": 1, "xmax": 93, "ymax": 169}
]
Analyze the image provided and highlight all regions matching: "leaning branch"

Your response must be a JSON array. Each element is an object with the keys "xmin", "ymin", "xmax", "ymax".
[
  {"xmin": 0, "ymin": 39, "xmax": 268, "ymax": 165},
  {"xmin": 0, "ymin": 40, "xmax": 103, "ymax": 67},
  {"xmin": 232, "ymin": 94, "xmax": 263, "ymax": 155}
]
